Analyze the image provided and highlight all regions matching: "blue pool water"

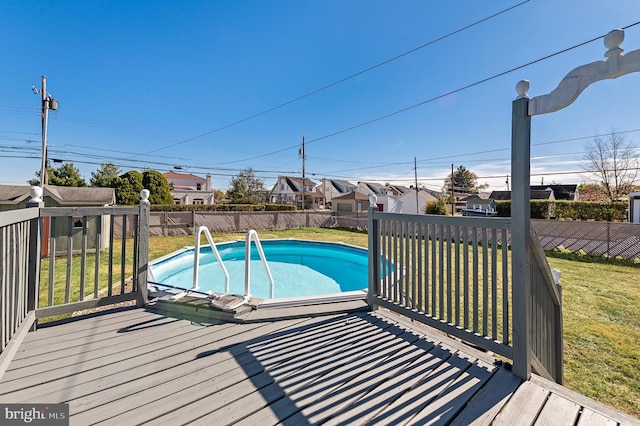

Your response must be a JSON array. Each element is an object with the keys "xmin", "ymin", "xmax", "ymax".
[{"xmin": 149, "ymin": 240, "xmax": 369, "ymax": 299}]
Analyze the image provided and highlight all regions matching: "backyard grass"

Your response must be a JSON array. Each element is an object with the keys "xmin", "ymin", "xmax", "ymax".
[{"xmin": 38, "ymin": 228, "xmax": 639, "ymax": 418}]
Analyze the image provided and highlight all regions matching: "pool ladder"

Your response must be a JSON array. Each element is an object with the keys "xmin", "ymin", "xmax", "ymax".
[{"xmin": 187, "ymin": 227, "xmax": 274, "ymax": 309}]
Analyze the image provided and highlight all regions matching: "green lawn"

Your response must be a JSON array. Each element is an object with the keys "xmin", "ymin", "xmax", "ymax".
[{"xmin": 39, "ymin": 228, "xmax": 640, "ymax": 418}]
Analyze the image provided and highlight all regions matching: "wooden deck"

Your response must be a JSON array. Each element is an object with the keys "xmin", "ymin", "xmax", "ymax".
[{"xmin": 1, "ymin": 306, "xmax": 638, "ymax": 426}]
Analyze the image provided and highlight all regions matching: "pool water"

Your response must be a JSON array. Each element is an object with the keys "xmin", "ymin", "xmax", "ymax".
[{"xmin": 149, "ymin": 240, "xmax": 369, "ymax": 299}]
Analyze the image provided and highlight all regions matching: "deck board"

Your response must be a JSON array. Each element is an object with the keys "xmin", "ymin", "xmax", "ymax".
[{"xmin": 0, "ymin": 307, "xmax": 638, "ymax": 426}]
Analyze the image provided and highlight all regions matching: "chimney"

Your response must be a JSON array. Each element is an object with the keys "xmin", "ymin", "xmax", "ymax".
[{"xmin": 206, "ymin": 174, "xmax": 212, "ymax": 191}]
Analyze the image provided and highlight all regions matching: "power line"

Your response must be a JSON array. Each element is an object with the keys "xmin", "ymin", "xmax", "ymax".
[
  {"xmin": 305, "ymin": 24, "xmax": 640, "ymax": 147},
  {"xmin": 138, "ymin": 1, "xmax": 531, "ymax": 156},
  {"xmin": 212, "ymin": 22, "xmax": 640, "ymax": 166}
]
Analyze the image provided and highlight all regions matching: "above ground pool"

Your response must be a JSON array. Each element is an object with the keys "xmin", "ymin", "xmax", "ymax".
[{"xmin": 149, "ymin": 239, "xmax": 369, "ymax": 300}]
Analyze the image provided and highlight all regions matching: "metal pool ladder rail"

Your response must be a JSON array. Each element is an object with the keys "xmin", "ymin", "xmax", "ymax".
[
  {"xmin": 193, "ymin": 226, "xmax": 230, "ymax": 291},
  {"xmin": 245, "ymin": 229, "xmax": 275, "ymax": 299}
]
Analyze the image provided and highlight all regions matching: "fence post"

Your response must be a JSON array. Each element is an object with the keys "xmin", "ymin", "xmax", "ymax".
[
  {"xmin": 368, "ymin": 195, "xmax": 379, "ymax": 310},
  {"xmin": 137, "ymin": 189, "xmax": 150, "ymax": 307},
  {"xmin": 26, "ymin": 187, "xmax": 44, "ymax": 328},
  {"xmin": 607, "ymin": 221, "xmax": 610, "ymax": 258},
  {"xmin": 511, "ymin": 91, "xmax": 532, "ymax": 380}
]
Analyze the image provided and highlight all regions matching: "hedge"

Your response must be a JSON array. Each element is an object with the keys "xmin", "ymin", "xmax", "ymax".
[{"xmin": 494, "ymin": 200, "xmax": 627, "ymax": 221}]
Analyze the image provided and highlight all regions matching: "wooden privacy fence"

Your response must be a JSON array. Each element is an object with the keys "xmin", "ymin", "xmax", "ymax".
[
  {"xmin": 0, "ymin": 199, "xmax": 150, "ymax": 365},
  {"xmin": 367, "ymin": 209, "xmax": 563, "ymax": 383},
  {"xmin": 141, "ymin": 211, "xmax": 336, "ymax": 236},
  {"xmin": 122, "ymin": 210, "xmax": 640, "ymax": 261}
]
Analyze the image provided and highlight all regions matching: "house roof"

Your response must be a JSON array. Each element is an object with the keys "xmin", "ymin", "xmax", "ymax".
[
  {"xmin": 0, "ymin": 185, "xmax": 32, "ymax": 204},
  {"xmin": 284, "ymin": 177, "xmax": 317, "ymax": 193},
  {"xmin": 460, "ymin": 194, "xmax": 485, "ymax": 202},
  {"xmin": 162, "ymin": 171, "xmax": 206, "ymax": 182},
  {"xmin": 530, "ymin": 184, "xmax": 577, "ymax": 200},
  {"xmin": 332, "ymin": 191, "xmax": 371, "ymax": 201},
  {"xmin": 389, "ymin": 185, "xmax": 411, "ymax": 195},
  {"xmin": 358, "ymin": 182, "xmax": 388, "ymax": 194},
  {"xmin": 328, "ymin": 179, "xmax": 356, "ymax": 193},
  {"xmin": 489, "ymin": 191, "xmax": 511, "ymax": 201},
  {"xmin": 0, "ymin": 185, "xmax": 115, "ymax": 205},
  {"xmin": 489, "ymin": 189, "xmax": 555, "ymax": 201}
]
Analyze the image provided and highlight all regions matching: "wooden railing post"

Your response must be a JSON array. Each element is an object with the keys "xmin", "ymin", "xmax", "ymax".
[
  {"xmin": 368, "ymin": 195, "xmax": 379, "ymax": 310},
  {"xmin": 26, "ymin": 187, "xmax": 44, "ymax": 327},
  {"xmin": 552, "ymin": 269, "xmax": 564, "ymax": 383},
  {"xmin": 137, "ymin": 189, "xmax": 150, "ymax": 307},
  {"xmin": 511, "ymin": 90, "xmax": 532, "ymax": 380}
]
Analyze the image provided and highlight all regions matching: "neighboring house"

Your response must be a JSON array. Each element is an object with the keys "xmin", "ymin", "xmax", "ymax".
[
  {"xmin": 388, "ymin": 185, "xmax": 411, "ymax": 197},
  {"xmin": 356, "ymin": 182, "xmax": 393, "ymax": 197},
  {"xmin": 462, "ymin": 198, "xmax": 497, "ymax": 216},
  {"xmin": 0, "ymin": 184, "xmax": 115, "ymax": 210},
  {"xmin": 269, "ymin": 176, "xmax": 317, "ymax": 209},
  {"xmin": 331, "ymin": 191, "xmax": 371, "ymax": 213},
  {"xmin": 424, "ymin": 188, "xmax": 443, "ymax": 199},
  {"xmin": 0, "ymin": 184, "xmax": 116, "ymax": 255},
  {"xmin": 162, "ymin": 171, "xmax": 214, "ymax": 205},
  {"xmin": 490, "ymin": 189, "xmax": 556, "ymax": 201},
  {"xmin": 389, "ymin": 188, "xmax": 438, "ymax": 215},
  {"xmin": 319, "ymin": 179, "xmax": 357, "ymax": 206},
  {"xmin": 352, "ymin": 183, "xmax": 440, "ymax": 214},
  {"xmin": 530, "ymin": 184, "xmax": 578, "ymax": 201}
]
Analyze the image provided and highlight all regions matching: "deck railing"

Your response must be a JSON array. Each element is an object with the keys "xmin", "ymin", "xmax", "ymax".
[
  {"xmin": 35, "ymin": 205, "xmax": 147, "ymax": 319},
  {"xmin": 0, "ymin": 192, "xmax": 150, "ymax": 367},
  {"xmin": 0, "ymin": 208, "xmax": 40, "ymax": 357},
  {"xmin": 529, "ymin": 233, "xmax": 563, "ymax": 382},
  {"xmin": 368, "ymin": 208, "xmax": 563, "ymax": 383}
]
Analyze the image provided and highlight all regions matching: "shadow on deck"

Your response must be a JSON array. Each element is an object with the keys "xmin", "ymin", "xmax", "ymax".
[{"xmin": 1, "ymin": 306, "xmax": 637, "ymax": 425}]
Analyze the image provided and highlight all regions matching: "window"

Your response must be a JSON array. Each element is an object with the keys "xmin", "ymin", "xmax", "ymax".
[
  {"xmin": 193, "ymin": 199, "xmax": 204, "ymax": 205},
  {"xmin": 174, "ymin": 199, "xmax": 181, "ymax": 205},
  {"xmin": 72, "ymin": 217, "xmax": 84, "ymax": 229},
  {"xmin": 196, "ymin": 183, "xmax": 202, "ymax": 190}
]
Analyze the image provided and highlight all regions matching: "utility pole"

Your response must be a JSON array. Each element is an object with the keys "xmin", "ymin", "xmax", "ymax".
[
  {"xmin": 506, "ymin": 175, "xmax": 510, "ymax": 191},
  {"xmin": 414, "ymin": 157, "xmax": 419, "ymax": 214},
  {"xmin": 32, "ymin": 76, "xmax": 58, "ymax": 192},
  {"xmin": 300, "ymin": 136, "xmax": 306, "ymax": 210}
]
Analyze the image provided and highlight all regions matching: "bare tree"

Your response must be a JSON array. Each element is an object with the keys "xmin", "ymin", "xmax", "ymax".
[{"xmin": 584, "ymin": 129, "xmax": 639, "ymax": 200}]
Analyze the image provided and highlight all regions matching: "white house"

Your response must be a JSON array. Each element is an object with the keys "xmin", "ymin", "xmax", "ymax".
[
  {"xmin": 388, "ymin": 189, "xmax": 438, "ymax": 215},
  {"xmin": 162, "ymin": 171, "xmax": 214, "ymax": 205},
  {"xmin": 356, "ymin": 182, "xmax": 392, "ymax": 197},
  {"xmin": 269, "ymin": 176, "xmax": 318, "ymax": 209},
  {"xmin": 320, "ymin": 179, "xmax": 357, "ymax": 206},
  {"xmin": 356, "ymin": 183, "xmax": 437, "ymax": 214}
]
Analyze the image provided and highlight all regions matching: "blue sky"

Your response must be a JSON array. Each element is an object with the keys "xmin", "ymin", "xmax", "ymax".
[{"xmin": 1, "ymin": 0, "xmax": 640, "ymax": 193}]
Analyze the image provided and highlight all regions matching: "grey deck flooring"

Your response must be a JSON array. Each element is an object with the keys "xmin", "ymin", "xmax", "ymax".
[{"xmin": 1, "ymin": 306, "xmax": 638, "ymax": 426}]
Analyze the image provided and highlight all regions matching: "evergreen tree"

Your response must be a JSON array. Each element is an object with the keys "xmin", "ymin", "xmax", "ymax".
[
  {"xmin": 28, "ymin": 163, "xmax": 87, "ymax": 187},
  {"xmin": 442, "ymin": 165, "xmax": 487, "ymax": 195},
  {"xmin": 116, "ymin": 170, "xmax": 143, "ymax": 205},
  {"xmin": 142, "ymin": 169, "xmax": 173, "ymax": 204},
  {"xmin": 90, "ymin": 163, "xmax": 121, "ymax": 187},
  {"xmin": 227, "ymin": 168, "xmax": 264, "ymax": 203}
]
